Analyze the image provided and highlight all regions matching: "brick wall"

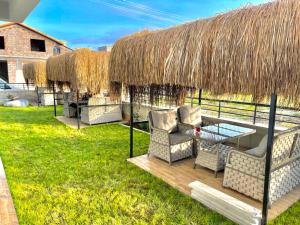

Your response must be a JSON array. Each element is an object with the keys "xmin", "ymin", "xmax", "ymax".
[
  {"xmin": 0, "ymin": 24, "xmax": 71, "ymax": 83},
  {"xmin": 7, "ymin": 60, "xmax": 16, "ymax": 83}
]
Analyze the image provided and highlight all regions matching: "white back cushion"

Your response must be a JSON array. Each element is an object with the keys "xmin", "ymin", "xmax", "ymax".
[
  {"xmin": 179, "ymin": 105, "xmax": 202, "ymax": 125},
  {"xmin": 246, "ymin": 135, "xmax": 268, "ymax": 157},
  {"xmin": 179, "ymin": 105, "xmax": 191, "ymax": 123},
  {"xmin": 190, "ymin": 106, "xmax": 202, "ymax": 124},
  {"xmin": 151, "ymin": 110, "xmax": 178, "ymax": 133}
]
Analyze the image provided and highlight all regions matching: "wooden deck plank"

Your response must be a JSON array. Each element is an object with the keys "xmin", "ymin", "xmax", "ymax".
[
  {"xmin": 0, "ymin": 158, "xmax": 19, "ymax": 225},
  {"xmin": 128, "ymin": 154, "xmax": 300, "ymax": 221}
]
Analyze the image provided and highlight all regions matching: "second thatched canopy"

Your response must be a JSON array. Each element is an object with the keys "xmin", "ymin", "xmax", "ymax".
[
  {"xmin": 23, "ymin": 61, "xmax": 47, "ymax": 86},
  {"xmin": 46, "ymin": 48, "xmax": 110, "ymax": 95},
  {"xmin": 109, "ymin": 0, "xmax": 300, "ymax": 107}
]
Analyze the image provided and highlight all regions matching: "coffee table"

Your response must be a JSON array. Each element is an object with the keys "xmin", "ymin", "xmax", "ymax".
[
  {"xmin": 186, "ymin": 123, "xmax": 256, "ymax": 149},
  {"xmin": 186, "ymin": 123, "xmax": 256, "ymax": 177}
]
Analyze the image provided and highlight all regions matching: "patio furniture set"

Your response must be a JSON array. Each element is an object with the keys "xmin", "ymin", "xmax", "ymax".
[
  {"xmin": 63, "ymin": 92, "xmax": 122, "ymax": 125},
  {"xmin": 148, "ymin": 105, "xmax": 300, "ymax": 205}
]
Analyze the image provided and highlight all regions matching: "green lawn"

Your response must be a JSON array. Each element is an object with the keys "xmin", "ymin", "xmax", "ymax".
[{"xmin": 0, "ymin": 107, "xmax": 299, "ymax": 224}]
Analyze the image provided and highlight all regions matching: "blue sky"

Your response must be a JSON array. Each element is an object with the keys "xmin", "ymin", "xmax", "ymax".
[{"xmin": 18, "ymin": 0, "xmax": 270, "ymax": 49}]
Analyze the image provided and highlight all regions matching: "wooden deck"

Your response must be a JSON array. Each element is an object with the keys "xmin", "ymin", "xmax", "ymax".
[
  {"xmin": 128, "ymin": 154, "xmax": 300, "ymax": 221},
  {"xmin": 0, "ymin": 158, "xmax": 19, "ymax": 225}
]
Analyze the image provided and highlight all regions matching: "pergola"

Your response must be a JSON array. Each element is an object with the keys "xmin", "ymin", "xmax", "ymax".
[
  {"xmin": 23, "ymin": 61, "xmax": 47, "ymax": 87},
  {"xmin": 108, "ymin": 0, "xmax": 300, "ymax": 224},
  {"xmin": 46, "ymin": 48, "xmax": 110, "ymax": 128}
]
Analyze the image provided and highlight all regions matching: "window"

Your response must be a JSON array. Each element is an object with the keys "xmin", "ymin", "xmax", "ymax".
[
  {"xmin": 31, "ymin": 39, "xmax": 46, "ymax": 52},
  {"xmin": 0, "ymin": 36, "xmax": 4, "ymax": 49},
  {"xmin": 53, "ymin": 46, "xmax": 61, "ymax": 55}
]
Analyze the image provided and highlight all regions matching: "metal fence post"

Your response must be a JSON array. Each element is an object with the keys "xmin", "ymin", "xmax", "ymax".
[
  {"xmin": 253, "ymin": 104, "xmax": 257, "ymax": 124},
  {"xmin": 218, "ymin": 101, "xmax": 221, "ymax": 118},
  {"xmin": 52, "ymin": 84, "xmax": 57, "ymax": 117},
  {"xmin": 129, "ymin": 85, "xmax": 134, "ymax": 158},
  {"xmin": 261, "ymin": 94, "xmax": 277, "ymax": 225},
  {"xmin": 198, "ymin": 89, "xmax": 202, "ymax": 106}
]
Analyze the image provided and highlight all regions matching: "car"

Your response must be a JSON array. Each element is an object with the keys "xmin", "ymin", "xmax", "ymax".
[
  {"xmin": 0, "ymin": 78, "xmax": 31, "ymax": 90},
  {"xmin": 0, "ymin": 78, "xmax": 12, "ymax": 90}
]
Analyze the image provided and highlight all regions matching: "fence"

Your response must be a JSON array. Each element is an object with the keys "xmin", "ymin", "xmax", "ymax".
[{"xmin": 186, "ymin": 94, "xmax": 300, "ymax": 127}]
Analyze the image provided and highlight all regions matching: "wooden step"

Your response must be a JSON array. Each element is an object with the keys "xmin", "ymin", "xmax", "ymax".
[{"xmin": 189, "ymin": 181, "xmax": 262, "ymax": 225}]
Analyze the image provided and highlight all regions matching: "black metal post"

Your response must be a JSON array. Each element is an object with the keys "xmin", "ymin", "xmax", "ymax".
[
  {"xmin": 198, "ymin": 89, "xmax": 202, "ymax": 106},
  {"xmin": 218, "ymin": 101, "xmax": 221, "ymax": 118},
  {"xmin": 253, "ymin": 104, "xmax": 257, "ymax": 124},
  {"xmin": 76, "ymin": 90, "xmax": 80, "ymax": 130},
  {"xmin": 261, "ymin": 94, "xmax": 277, "ymax": 225},
  {"xmin": 36, "ymin": 86, "xmax": 40, "ymax": 107},
  {"xmin": 52, "ymin": 84, "xmax": 57, "ymax": 117},
  {"xmin": 129, "ymin": 86, "xmax": 134, "ymax": 158}
]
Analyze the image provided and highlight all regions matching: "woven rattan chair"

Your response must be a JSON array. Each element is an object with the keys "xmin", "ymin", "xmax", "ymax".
[
  {"xmin": 148, "ymin": 110, "xmax": 193, "ymax": 165},
  {"xmin": 194, "ymin": 140, "xmax": 237, "ymax": 177},
  {"xmin": 178, "ymin": 105, "xmax": 202, "ymax": 132},
  {"xmin": 223, "ymin": 126, "xmax": 300, "ymax": 205}
]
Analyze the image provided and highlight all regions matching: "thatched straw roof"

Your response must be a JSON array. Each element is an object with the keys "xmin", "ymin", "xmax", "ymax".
[
  {"xmin": 109, "ymin": 0, "xmax": 300, "ymax": 106},
  {"xmin": 47, "ymin": 48, "xmax": 110, "ymax": 95},
  {"xmin": 23, "ymin": 61, "xmax": 47, "ymax": 86}
]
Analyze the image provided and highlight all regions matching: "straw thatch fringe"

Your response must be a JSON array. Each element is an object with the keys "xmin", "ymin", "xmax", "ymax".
[
  {"xmin": 23, "ymin": 61, "xmax": 47, "ymax": 86},
  {"xmin": 109, "ymin": 0, "xmax": 300, "ymax": 107},
  {"xmin": 47, "ymin": 48, "xmax": 110, "ymax": 95}
]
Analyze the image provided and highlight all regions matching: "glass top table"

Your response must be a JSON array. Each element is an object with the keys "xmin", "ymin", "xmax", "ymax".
[{"xmin": 186, "ymin": 123, "xmax": 256, "ymax": 144}]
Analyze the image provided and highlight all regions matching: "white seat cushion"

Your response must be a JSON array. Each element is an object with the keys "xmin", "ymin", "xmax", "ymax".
[
  {"xmin": 246, "ymin": 135, "xmax": 268, "ymax": 157},
  {"xmin": 169, "ymin": 133, "xmax": 192, "ymax": 145},
  {"xmin": 151, "ymin": 110, "xmax": 178, "ymax": 133}
]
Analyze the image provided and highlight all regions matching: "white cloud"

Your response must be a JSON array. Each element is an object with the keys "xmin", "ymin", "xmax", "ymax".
[{"xmin": 89, "ymin": 0, "xmax": 187, "ymax": 25}]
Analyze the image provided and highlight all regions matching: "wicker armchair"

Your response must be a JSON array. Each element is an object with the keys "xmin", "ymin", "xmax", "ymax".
[
  {"xmin": 223, "ymin": 126, "xmax": 300, "ymax": 205},
  {"xmin": 178, "ymin": 105, "xmax": 202, "ymax": 132},
  {"xmin": 148, "ymin": 110, "xmax": 193, "ymax": 165},
  {"xmin": 194, "ymin": 140, "xmax": 237, "ymax": 177}
]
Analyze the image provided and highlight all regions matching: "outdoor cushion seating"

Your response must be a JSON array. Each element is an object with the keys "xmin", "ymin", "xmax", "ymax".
[
  {"xmin": 245, "ymin": 135, "xmax": 268, "ymax": 157},
  {"xmin": 223, "ymin": 126, "xmax": 300, "ymax": 205},
  {"xmin": 81, "ymin": 96, "xmax": 122, "ymax": 125},
  {"xmin": 151, "ymin": 109, "xmax": 178, "ymax": 133},
  {"xmin": 148, "ymin": 110, "xmax": 193, "ymax": 165},
  {"xmin": 63, "ymin": 92, "xmax": 76, "ymax": 117},
  {"xmin": 178, "ymin": 105, "xmax": 202, "ymax": 131},
  {"xmin": 194, "ymin": 140, "xmax": 236, "ymax": 177}
]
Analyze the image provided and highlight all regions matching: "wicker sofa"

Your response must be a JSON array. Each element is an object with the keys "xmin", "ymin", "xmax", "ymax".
[
  {"xmin": 81, "ymin": 96, "xmax": 122, "ymax": 125},
  {"xmin": 223, "ymin": 126, "xmax": 300, "ymax": 205},
  {"xmin": 148, "ymin": 110, "xmax": 193, "ymax": 165}
]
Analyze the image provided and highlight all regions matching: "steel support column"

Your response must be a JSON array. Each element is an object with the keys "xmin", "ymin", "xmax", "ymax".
[
  {"xmin": 261, "ymin": 94, "xmax": 277, "ymax": 225},
  {"xmin": 76, "ymin": 90, "xmax": 80, "ymax": 130},
  {"xmin": 52, "ymin": 84, "xmax": 57, "ymax": 117},
  {"xmin": 36, "ymin": 86, "xmax": 40, "ymax": 107},
  {"xmin": 129, "ymin": 86, "xmax": 134, "ymax": 158}
]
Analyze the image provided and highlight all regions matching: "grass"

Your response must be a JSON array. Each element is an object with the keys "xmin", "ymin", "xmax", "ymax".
[{"xmin": 0, "ymin": 106, "xmax": 299, "ymax": 224}]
